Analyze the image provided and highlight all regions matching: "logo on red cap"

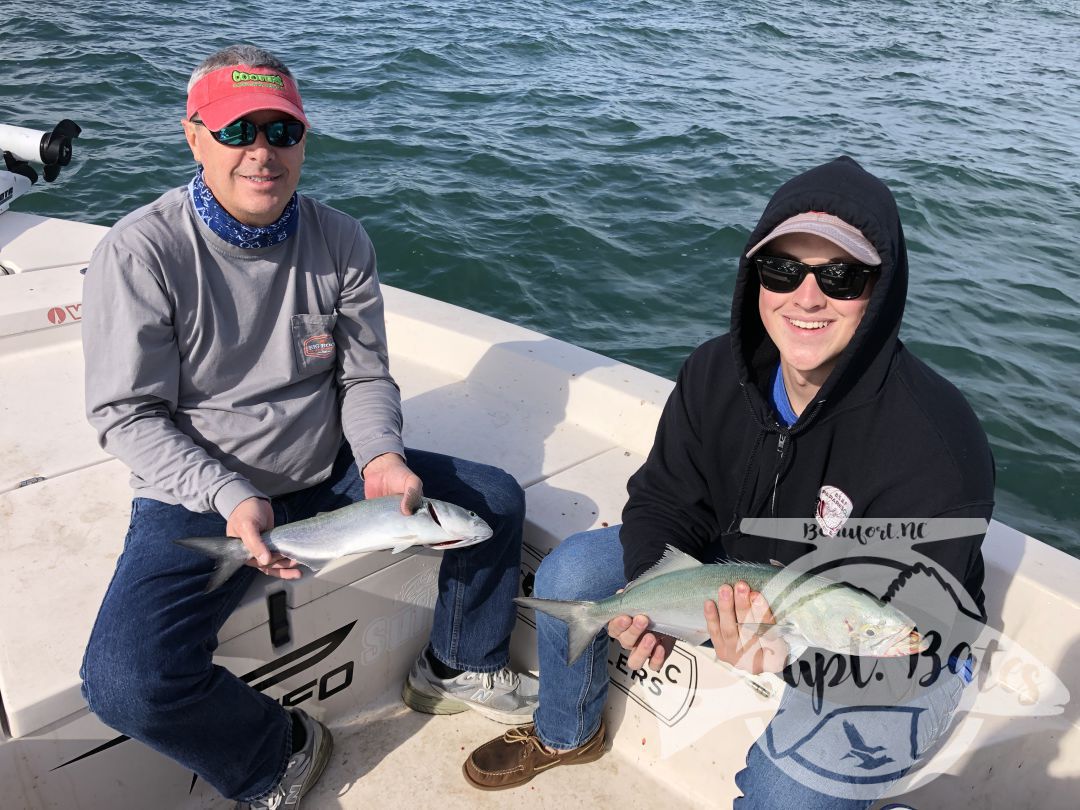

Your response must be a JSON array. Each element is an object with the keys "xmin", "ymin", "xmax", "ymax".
[{"xmin": 231, "ymin": 70, "xmax": 285, "ymax": 88}]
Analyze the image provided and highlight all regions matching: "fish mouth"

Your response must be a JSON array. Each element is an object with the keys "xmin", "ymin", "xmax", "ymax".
[
  {"xmin": 431, "ymin": 537, "xmax": 481, "ymax": 549},
  {"xmin": 883, "ymin": 629, "xmax": 929, "ymax": 657}
]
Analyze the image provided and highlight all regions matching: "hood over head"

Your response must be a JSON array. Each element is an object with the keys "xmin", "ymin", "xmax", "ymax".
[{"xmin": 731, "ymin": 156, "xmax": 908, "ymax": 424}]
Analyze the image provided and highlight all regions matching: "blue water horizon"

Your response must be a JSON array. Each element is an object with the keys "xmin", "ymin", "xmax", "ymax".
[{"xmin": 3, "ymin": 0, "xmax": 1077, "ymax": 555}]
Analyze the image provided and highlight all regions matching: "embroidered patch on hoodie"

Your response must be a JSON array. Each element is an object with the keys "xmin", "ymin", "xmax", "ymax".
[{"xmin": 816, "ymin": 485, "xmax": 853, "ymax": 536}]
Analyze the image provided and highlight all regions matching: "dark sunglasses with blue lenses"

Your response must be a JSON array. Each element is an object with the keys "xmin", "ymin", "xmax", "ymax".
[
  {"xmin": 752, "ymin": 255, "xmax": 879, "ymax": 300},
  {"xmin": 194, "ymin": 118, "xmax": 305, "ymax": 148}
]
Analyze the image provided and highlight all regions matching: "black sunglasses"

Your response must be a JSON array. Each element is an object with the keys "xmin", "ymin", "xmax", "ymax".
[
  {"xmin": 194, "ymin": 118, "xmax": 305, "ymax": 148},
  {"xmin": 753, "ymin": 255, "xmax": 878, "ymax": 300}
]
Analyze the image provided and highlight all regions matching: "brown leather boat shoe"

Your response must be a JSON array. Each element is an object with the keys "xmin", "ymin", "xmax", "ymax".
[{"xmin": 463, "ymin": 720, "xmax": 606, "ymax": 790}]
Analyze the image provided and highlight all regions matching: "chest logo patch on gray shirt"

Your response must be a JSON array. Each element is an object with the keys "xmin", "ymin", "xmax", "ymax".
[{"xmin": 303, "ymin": 333, "xmax": 335, "ymax": 359}]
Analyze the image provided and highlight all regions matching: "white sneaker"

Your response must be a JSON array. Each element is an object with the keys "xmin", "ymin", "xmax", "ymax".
[
  {"xmin": 235, "ymin": 709, "xmax": 332, "ymax": 809},
  {"xmin": 401, "ymin": 646, "xmax": 538, "ymax": 724}
]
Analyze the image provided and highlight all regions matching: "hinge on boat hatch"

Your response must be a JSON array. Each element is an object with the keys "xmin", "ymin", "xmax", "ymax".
[
  {"xmin": 17, "ymin": 476, "xmax": 46, "ymax": 487},
  {"xmin": 267, "ymin": 589, "xmax": 291, "ymax": 648}
]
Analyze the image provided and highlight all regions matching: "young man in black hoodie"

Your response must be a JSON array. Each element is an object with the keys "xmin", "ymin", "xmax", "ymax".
[{"xmin": 464, "ymin": 157, "xmax": 994, "ymax": 806}]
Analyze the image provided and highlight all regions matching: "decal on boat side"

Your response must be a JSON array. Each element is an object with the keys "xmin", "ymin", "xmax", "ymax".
[
  {"xmin": 517, "ymin": 543, "xmax": 699, "ymax": 728},
  {"xmin": 46, "ymin": 303, "xmax": 81, "ymax": 325},
  {"xmin": 361, "ymin": 567, "xmax": 438, "ymax": 665},
  {"xmin": 52, "ymin": 620, "xmax": 357, "ymax": 771}
]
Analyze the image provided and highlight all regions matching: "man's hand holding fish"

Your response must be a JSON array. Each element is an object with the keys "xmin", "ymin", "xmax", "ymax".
[
  {"xmin": 606, "ymin": 574, "xmax": 787, "ymax": 676},
  {"xmin": 361, "ymin": 451, "xmax": 425, "ymax": 515},
  {"xmin": 704, "ymin": 581, "xmax": 787, "ymax": 675},
  {"xmin": 228, "ymin": 496, "xmax": 302, "ymax": 581},
  {"xmin": 222, "ymin": 452, "xmax": 428, "ymax": 583},
  {"xmin": 609, "ymin": 570, "xmax": 786, "ymax": 678},
  {"xmin": 607, "ymin": 612, "xmax": 677, "ymax": 672}
]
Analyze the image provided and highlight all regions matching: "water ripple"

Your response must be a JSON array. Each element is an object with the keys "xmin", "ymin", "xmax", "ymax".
[{"xmin": 2, "ymin": 0, "xmax": 1077, "ymax": 554}]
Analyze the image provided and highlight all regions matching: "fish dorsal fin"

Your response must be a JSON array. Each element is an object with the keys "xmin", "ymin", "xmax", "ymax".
[
  {"xmin": 626, "ymin": 545, "xmax": 702, "ymax": 590},
  {"xmin": 769, "ymin": 559, "xmax": 785, "ymax": 568}
]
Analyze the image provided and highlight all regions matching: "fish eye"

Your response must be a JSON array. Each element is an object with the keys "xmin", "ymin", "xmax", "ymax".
[
  {"xmin": 469, "ymin": 511, "xmax": 477, "ymax": 517},
  {"xmin": 863, "ymin": 627, "xmax": 876, "ymax": 637}
]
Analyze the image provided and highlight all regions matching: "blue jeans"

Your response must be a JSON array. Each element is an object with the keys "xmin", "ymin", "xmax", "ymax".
[
  {"xmin": 80, "ymin": 444, "xmax": 524, "ymax": 802},
  {"xmin": 533, "ymin": 526, "xmax": 969, "ymax": 807}
]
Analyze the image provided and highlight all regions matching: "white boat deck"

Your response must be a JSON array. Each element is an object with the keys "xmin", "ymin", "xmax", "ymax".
[{"xmin": 2, "ymin": 212, "xmax": 1078, "ymax": 809}]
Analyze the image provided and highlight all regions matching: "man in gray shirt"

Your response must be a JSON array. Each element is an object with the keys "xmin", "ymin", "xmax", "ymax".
[{"xmin": 80, "ymin": 44, "xmax": 535, "ymax": 810}]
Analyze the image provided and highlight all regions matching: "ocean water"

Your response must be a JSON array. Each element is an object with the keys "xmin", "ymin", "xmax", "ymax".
[{"xmin": 2, "ymin": 0, "xmax": 1078, "ymax": 556}]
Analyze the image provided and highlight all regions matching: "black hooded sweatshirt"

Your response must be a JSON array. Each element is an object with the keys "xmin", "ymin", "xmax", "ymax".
[{"xmin": 620, "ymin": 157, "xmax": 995, "ymax": 612}]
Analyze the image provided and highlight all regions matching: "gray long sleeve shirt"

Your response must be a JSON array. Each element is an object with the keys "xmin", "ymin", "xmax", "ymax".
[{"xmin": 82, "ymin": 186, "xmax": 404, "ymax": 519}]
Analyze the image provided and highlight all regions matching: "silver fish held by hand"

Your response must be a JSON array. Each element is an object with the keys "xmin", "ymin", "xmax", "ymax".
[
  {"xmin": 515, "ymin": 545, "xmax": 929, "ymax": 665},
  {"xmin": 175, "ymin": 496, "xmax": 492, "ymax": 591}
]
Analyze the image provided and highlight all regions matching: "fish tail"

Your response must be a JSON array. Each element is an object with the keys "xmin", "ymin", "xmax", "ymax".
[
  {"xmin": 515, "ymin": 596, "xmax": 605, "ymax": 665},
  {"xmin": 173, "ymin": 536, "xmax": 250, "ymax": 592}
]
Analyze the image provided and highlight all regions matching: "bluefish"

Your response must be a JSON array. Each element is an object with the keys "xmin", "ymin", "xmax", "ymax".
[
  {"xmin": 176, "ymin": 495, "xmax": 492, "ymax": 591},
  {"xmin": 516, "ymin": 545, "xmax": 928, "ymax": 665}
]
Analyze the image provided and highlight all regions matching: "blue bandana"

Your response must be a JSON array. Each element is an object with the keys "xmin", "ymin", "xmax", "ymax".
[{"xmin": 188, "ymin": 169, "xmax": 299, "ymax": 249}]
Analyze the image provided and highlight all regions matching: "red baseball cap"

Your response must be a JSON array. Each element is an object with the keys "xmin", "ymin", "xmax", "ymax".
[{"xmin": 186, "ymin": 63, "xmax": 309, "ymax": 130}]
